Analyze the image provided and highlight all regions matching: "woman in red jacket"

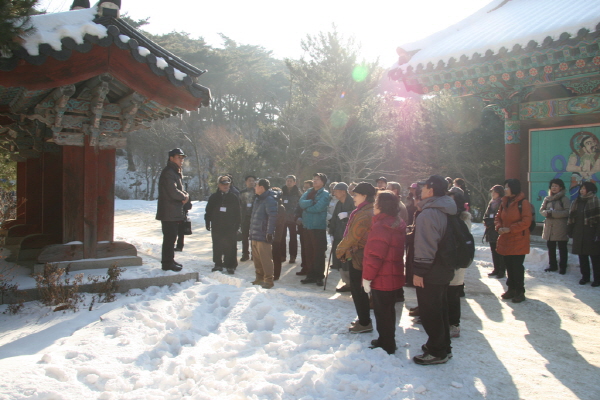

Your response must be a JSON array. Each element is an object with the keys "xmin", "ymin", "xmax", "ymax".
[
  {"xmin": 495, "ymin": 179, "xmax": 531, "ymax": 303},
  {"xmin": 362, "ymin": 191, "xmax": 407, "ymax": 354}
]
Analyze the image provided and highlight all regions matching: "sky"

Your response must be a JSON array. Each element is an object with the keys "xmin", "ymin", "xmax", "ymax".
[{"xmin": 36, "ymin": 0, "xmax": 494, "ymax": 66}]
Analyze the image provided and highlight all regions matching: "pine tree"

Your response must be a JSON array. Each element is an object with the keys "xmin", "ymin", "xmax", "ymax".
[{"xmin": 0, "ymin": 0, "xmax": 39, "ymax": 53}]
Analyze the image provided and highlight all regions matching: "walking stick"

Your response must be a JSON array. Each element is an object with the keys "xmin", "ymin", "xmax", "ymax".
[{"xmin": 323, "ymin": 246, "xmax": 334, "ymax": 291}]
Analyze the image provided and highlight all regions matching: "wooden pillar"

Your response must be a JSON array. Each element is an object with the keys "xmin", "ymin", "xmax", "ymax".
[
  {"xmin": 14, "ymin": 161, "xmax": 27, "ymax": 223},
  {"xmin": 504, "ymin": 119, "xmax": 521, "ymax": 180},
  {"xmin": 25, "ymin": 157, "xmax": 43, "ymax": 229},
  {"xmin": 62, "ymin": 140, "xmax": 116, "ymax": 258},
  {"xmin": 41, "ymin": 151, "xmax": 63, "ymax": 238}
]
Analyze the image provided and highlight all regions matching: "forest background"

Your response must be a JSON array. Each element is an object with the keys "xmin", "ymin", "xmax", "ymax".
[{"xmin": 0, "ymin": 6, "xmax": 505, "ymax": 221}]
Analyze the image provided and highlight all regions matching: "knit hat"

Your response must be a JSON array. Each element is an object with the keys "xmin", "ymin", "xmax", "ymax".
[
  {"xmin": 333, "ymin": 182, "xmax": 349, "ymax": 191},
  {"xmin": 353, "ymin": 182, "xmax": 376, "ymax": 197}
]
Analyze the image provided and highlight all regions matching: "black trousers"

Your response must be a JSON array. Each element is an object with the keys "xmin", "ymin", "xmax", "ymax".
[
  {"xmin": 504, "ymin": 254, "xmax": 526, "ymax": 292},
  {"xmin": 161, "ymin": 221, "xmax": 180, "ymax": 266},
  {"xmin": 272, "ymin": 241, "xmax": 282, "ymax": 280},
  {"xmin": 299, "ymin": 227, "xmax": 310, "ymax": 271},
  {"xmin": 241, "ymin": 217, "xmax": 251, "ymax": 256},
  {"xmin": 490, "ymin": 241, "xmax": 505, "ymax": 274},
  {"xmin": 349, "ymin": 263, "xmax": 371, "ymax": 326},
  {"xmin": 176, "ymin": 220, "xmax": 185, "ymax": 250},
  {"xmin": 405, "ymin": 239, "xmax": 414, "ymax": 286},
  {"xmin": 307, "ymin": 229, "xmax": 328, "ymax": 280},
  {"xmin": 279, "ymin": 222, "xmax": 298, "ymax": 260},
  {"xmin": 579, "ymin": 254, "xmax": 600, "ymax": 282},
  {"xmin": 212, "ymin": 230, "xmax": 238, "ymax": 269},
  {"xmin": 547, "ymin": 240, "xmax": 568, "ymax": 269},
  {"xmin": 447, "ymin": 285, "xmax": 462, "ymax": 326},
  {"xmin": 372, "ymin": 289, "xmax": 398, "ymax": 354},
  {"xmin": 416, "ymin": 283, "xmax": 450, "ymax": 358}
]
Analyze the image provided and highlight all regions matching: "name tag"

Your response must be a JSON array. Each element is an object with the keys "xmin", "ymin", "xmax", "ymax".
[
  {"xmin": 284, "ymin": 200, "xmax": 289, "ymax": 203},
  {"xmin": 489, "ymin": 214, "xmax": 494, "ymax": 218},
  {"xmin": 220, "ymin": 207, "xmax": 227, "ymax": 212},
  {"xmin": 338, "ymin": 212, "xmax": 348, "ymax": 219},
  {"xmin": 247, "ymin": 203, "xmax": 252, "ymax": 208}
]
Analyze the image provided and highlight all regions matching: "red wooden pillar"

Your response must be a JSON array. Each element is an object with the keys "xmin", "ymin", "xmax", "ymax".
[
  {"xmin": 25, "ymin": 157, "xmax": 43, "ymax": 229},
  {"xmin": 504, "ymin": 119, "xmax": 521, "ymax": 180},
  {"xmin": 41, "ymin": 151, "xmax": 63, "ymax": 238},
  {"xmin": 62, "ymin": 139, "xmax": 116, "ymax": 258}
]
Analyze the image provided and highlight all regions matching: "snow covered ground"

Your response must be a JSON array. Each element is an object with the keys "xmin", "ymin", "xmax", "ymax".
[{"xmin": 1, "ymin": 200, "xmax": 599, "ymax": 399}]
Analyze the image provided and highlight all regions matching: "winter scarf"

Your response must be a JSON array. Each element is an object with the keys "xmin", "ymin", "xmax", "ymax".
[
  {"xmin": 344, "ymin": 200, "xmax": 369, "ymax": 238},
  {"xmin": 545, "ymin": 190, "xmax": 567, "ymax": 204},
  {"xmin": 568, "ymin": 192, "xmax": 600, "ymax": 227}
]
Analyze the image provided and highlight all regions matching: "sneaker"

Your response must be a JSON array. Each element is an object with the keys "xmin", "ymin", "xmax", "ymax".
[
  {"xmin": 450, "ymin": 325, "xmax": 461, "ymax": 338},
  {"xmin": 512, "ymin": 292, "xmax": 526, "ymax": 303},
  {"xmin": 226, "ymin": 268, "xmax": 235, "ymax": 275},
  {"xmin": 413, "ymin": 352, "xmax": 449, "ymax": 365},
  {"xmin": 240, "ymin": 254, "xmax": 250, "ymax": 262},
  {"xmin": 349, "ymin": 321, "xmax": 373, "ymax": 334},
  {"xmin": 261, "ymin": 282, "xmax": 274, "ymax": 289},
  {"xmin": 212, "ymin": 266, "xmax": 223, "ymax": 272},
  {"xmin": 501, "ymin": 289, "xmax": 516, "ymax": 299},
  {"xmin": 336, "ymin": 285, "xmax": 351, "ymax": 293},
  {"xmin": 288, "ymin": 258, "xmax": 296, "ymax": 264},
  {"xmin": 422, "ymin": 344, "xmax": 452, "ymax": 359}
]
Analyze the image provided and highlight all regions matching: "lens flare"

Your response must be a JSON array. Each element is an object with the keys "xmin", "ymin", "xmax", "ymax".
[
  {"xmin": 313, "ymin": 151, "xmax": 320, "ymax": 157},
  {"xmin": 331, "ymin": 110, "xmax": 349, "ymax": 128},
  {"xmin": 352, "ymin": 65, "xmax": 369, "ymax": 82},
  {"xmin": 340, "ymin": 92, "xmax": 346, "ymax": 98}
]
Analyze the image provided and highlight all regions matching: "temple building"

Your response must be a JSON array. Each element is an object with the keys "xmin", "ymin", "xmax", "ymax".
[
  {"xmin": 0, "ymin": 1, "xmax": 210, "ymax": 268},
  {"xmin": 389, "ymin": 0, "xmax": 600, "ymax": 218}
]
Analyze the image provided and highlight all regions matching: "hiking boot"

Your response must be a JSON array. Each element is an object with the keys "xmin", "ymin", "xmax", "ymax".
[
  {"xmin": 512, "ymin": 292, "xmax": 526, "ymax": 303},
  {"xmin": 212, "ymin": 265, "xmax": 223, "ymax": 272},
  {"xmin": 336, "ymin": 285, "xmax": 351, "ymax": 293},
  {"xmin": 501, "ymin": 289, "xmax": 516, "ymax": 299},
  {"xmin": 422, "ymin": 344, "xmax": 453, "ymax": 359},
  {"xmin": 261, "ymin": 282, "xmax": 274, "ymax": 289},
  {"xmin": 226, "ymin": 268, "xmax": 235, "ymax": 275},
  {"xmin": 450, "ymin": 325, "xmax": 461, "ymax": 338},
  {"xmin": 240, "ymin": 254, "xmax": 250, "ymax": 262},
  {"xmin": 349, "ymin": 321, "xmax": 373, "ymax": 334},
  {"xmin": 413, "ymin": 352, "xmax": 449, "ymax": 365}
]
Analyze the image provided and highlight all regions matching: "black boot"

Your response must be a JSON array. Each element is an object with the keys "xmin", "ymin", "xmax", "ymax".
[
  {"xmin": 501, "ymin": 288, "xmax": 516, "ymax": 299},
  {"xmin": 512, "ymin": 290, "xmax": 526, "ymax": 303}
]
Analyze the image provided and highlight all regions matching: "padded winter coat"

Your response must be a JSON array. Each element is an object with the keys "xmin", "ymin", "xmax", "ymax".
[
  {"xmin": 250, "ymin": 190, "xmax": 278, "ymax": 242},
  {"xmin": 362, "ymin": 213, "xmax": 406, "ymax": 291},
  {"xmin": 336, "ymin": 202, "xmax": 374, "ymax": 270},
  {"xmin": 204, "ymin": 190, "xmax": 241, "ymax": 233},
  {"xmin": 329, "ymin": 196, "xmax": 356, "ymax": 239},
  {"xmin": 568, "ymin": 196, "xmax": 600, "ymax": 256},
  {"xmin": 495, "ymin": 192, "xmax": 531, "ymax": 256},
  {"xmin": 156, "ymin": 161, "xmax": 188, "ymax": 221},
  {"xmin": 299, "ymin": 187, "xmax": 330, "ymax": 230},
  {"xmin": 282, "ymin": 185, "xmax": 302, "ymax": 223},
  {"xmin": 540, "ymin": 190, "xmax": 570, "ymax": 242}
]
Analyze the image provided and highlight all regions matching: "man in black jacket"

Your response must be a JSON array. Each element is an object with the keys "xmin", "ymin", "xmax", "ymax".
[
  {"xmin": 281, "ymin": 175, "xmax": 301, "ymax": 263},
  {"xmin": 239, "ymin": 175, "xmax": 256, "ymax": 261},
  {"xmin": 156, "ymin": 148, "xmax": 189, "ymax": 272},
  {"xmin": 205, "ymin": 175, "xmax": 241, "ymax": 274}
]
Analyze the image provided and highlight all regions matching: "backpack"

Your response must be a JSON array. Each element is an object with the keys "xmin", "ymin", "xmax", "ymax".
[
  {"xmin": 436, "ymin": 214, "xmax": 475, "ymax": 270},
  {"xmin": 517, "ymin": 199, "xmax": 536, "ymax": 233}
]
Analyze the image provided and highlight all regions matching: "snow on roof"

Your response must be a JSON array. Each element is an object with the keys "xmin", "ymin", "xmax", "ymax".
[
  {"xmin": 20, "ymin": 5, "xmax": 107, "ymax": 57},
  {"xmin": 397, "ymin": 0, "xmax": 600, "ymax": 70}
]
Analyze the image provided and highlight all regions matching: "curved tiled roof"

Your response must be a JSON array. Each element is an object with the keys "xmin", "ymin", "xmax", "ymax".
[
  {"xmin": 0, "ymin": 5, "xmax": 210, "ymax": 105},
  {"xmin": 394, "ymin": 0, "xmax": 600, "ymax": 72}
]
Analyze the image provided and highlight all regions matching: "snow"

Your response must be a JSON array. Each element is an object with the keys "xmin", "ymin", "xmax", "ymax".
[
  {"xmin": 396, "ymin": 0, "xmax": 600, "ymax": 70},
  {"xmin": 155, "ymin": 57, "xmax": 169, "ymax": 69},
  {"xmin": 118, "ymin": 34, "xmax": 130, "ymax": 43},
  {"xmin": 0, "ymin": 200, "xmax": 599, "ymax": 399},
  {"xmin": 20, "ymin": 5, "xmax": 107, "ymax": 56},
  {"xmin": 138, "ymin": 46, "xmax": 151, "ymax": 57},
  {"xmin": 173, "ymin": 68, "xmax": 188, "ymax": 81}
]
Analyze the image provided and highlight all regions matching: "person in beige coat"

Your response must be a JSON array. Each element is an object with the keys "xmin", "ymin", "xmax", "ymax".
[{"xmin": 540, "ymin": 179, "xmax": 570, "ymax": 274}]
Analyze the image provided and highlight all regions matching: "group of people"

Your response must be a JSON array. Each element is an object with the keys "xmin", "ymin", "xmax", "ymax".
[{"xmin": 155, "ymin": 147, "xmax": 600, "ymax": 365}]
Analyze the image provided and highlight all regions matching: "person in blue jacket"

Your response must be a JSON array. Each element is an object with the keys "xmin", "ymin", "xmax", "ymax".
[
  {"xmin": 299, "ymin": 173, "xmax": 331, "ymax": 286},
  {"xmin": 250, "ymin": 179, "xmax": 279, "ymax": 289}
]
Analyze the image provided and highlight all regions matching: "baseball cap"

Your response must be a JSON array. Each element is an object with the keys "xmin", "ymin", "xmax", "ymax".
[
  {"xmin": 218, "ymin": 176, "xmax": 231, "ymax": 184},
  {"xmin": 333, "ymin": 182, "xmax": 349, "ymax": 191},
  {"xmin": 418, "ymin": 175, "xmax": 447, "ymax": 195},
  {"xmin": 376, "ymin": 176, "xmax": 388, "ymax": 183},
  {"xmin": 168, "ymin": 148, "xmax": 186, "ymax": 157}
]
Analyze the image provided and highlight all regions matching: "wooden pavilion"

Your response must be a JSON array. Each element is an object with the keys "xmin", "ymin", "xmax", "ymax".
[
  {"xmin": 0, "ymin": 1, "xmax": 210, "ymax": 267},
  {"xmin": 389, "ymin": 0, "xmax": 600, "ymax": 219}
]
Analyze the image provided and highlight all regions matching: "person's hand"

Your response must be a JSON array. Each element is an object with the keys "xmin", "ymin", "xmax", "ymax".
[
  {"xmin": 498, "ymin": 227, "xmax": 510, "ymax": 235},
  {"xmin": 546, "ymin": 210, "xmax": 552, "ymax": 218},
  {"xmin": 362, "ymin": 279, "xmax": 371, "ymax": 294},
  {"xmin": 413, "ymin": 275, "xmax": 424, "ymax": 288},
  {"xmin": 206, "ymin": 223, "xmax": 211, "ymax": 231},
  {"xmin": 266, "ymin": 234, "xmax": 273, "ymax": 244}
]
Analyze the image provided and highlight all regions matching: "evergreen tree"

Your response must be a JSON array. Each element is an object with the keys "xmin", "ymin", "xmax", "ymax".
[{"xmin": 0, "ymin": 0, "xmax": 39, "ymax": 53}]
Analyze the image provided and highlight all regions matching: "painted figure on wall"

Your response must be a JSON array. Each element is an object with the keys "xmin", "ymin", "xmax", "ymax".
[{"xmin": 566, "ymin": 131, "xmax": 600, "ymax": 197}]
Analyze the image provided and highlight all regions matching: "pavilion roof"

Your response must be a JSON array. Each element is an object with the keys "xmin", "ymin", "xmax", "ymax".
[{"xmin": 393, "ymin": 0, "xmax": 600, "ymax": 72}]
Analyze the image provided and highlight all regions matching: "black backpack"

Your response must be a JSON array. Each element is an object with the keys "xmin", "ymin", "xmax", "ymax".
[
  {"xmin": 517, "ymin": 199, "xmax": 536, "ymax": 233},
  {"xmin": 436, "ymin": 214, "xmax": 475, "ymax": 270}
]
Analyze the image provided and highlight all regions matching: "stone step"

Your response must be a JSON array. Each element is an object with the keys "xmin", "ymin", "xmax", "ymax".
[{"xmin": 33, "ymin": 256, "xmax": 143, "ymax": 274}]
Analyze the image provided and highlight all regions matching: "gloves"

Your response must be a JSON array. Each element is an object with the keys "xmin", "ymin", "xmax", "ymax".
[
  {"xmin": 362, "ymin": 279, "xmax": 372, "ymax": 294},
  {"xmin": 206, "ymin": 222, "xmax": 211, "ymax": 231},
  {"xmin": 266, "ymin": 233, "xmax": 273, "ymax": 244}
]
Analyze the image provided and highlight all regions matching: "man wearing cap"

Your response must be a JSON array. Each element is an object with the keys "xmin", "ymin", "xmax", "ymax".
[
  {"xmin": 412, "ymin": 175, "xmax": 457, "ymax": 365},
  {"xmin": 156, "ymin": 148, "xmax": 189, "ymax": 272},
  {"xmin": 299, "ymin": 173, "xmax": 331, "ymax": 286},
  {"xmin": 375, "ymin": 177, "xmax": 388, "ymax": 190},
  {"xmin": 329, "ymin": 182, "xmax": 356, "ymax": 292},
  {"xmin": 250, "ymin": 179, "xmax": 279, "ymax": 288},
  {"xmin": 239, "ymin": 175, "xmax": 257, "ymax": 262},
  {"xmin": 205, "ymin": 175, "xmax": 242, "ymax": 274},
  {"xmin": 281, "ymin": 175, "xmax": 302, "ymax": 263}
]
